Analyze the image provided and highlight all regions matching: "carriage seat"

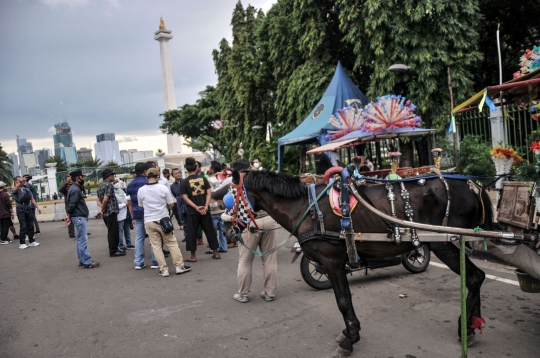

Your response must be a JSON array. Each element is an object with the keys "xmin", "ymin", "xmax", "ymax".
[{"xmin": 329, "ymin": 187, "xmax": 358, "ymax": 216}]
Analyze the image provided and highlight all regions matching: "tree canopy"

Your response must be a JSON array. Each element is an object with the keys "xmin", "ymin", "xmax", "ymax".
[
  {"xmin": 0, "ymin": 144, "xmax": 13, "ymax": 184},
  {"xmin": 160, "ymin": 0, "xmax": 539, "ymax": 172}
]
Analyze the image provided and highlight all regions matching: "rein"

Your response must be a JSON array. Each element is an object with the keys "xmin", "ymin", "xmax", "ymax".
[{"xmin": 231, "ymin": 174, "xmax": 333, "ymax": 256}]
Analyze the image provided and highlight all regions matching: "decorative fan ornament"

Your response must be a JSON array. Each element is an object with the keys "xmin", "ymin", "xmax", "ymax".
[
  {"xmin": 360, "ymin": 95, "xmax": 422, "ymax": 134},
  {"xmin": 326, "ymin": 104, "xmax": 364, "ymax": 140}
]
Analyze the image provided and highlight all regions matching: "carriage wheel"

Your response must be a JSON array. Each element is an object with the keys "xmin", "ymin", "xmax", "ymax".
[
  {"xmin": 401, "ymin": 244, "xmax": 431, "ymax": 274},
  {"xmin": 300, "ymin": 255, "xmax": 333, "ymax": 290}
]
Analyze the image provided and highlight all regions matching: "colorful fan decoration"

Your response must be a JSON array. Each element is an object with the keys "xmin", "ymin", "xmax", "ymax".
[
  {"xmin": 326, "ymin": 104, "xmax": 364, "ymax": 140},
  {"xmin": 360, "ymin": 94, "xmax": 422, "ymax": 134},
  {"xmin": 513, "ymin": 45, "xmax": 540, "ymax": 79}
]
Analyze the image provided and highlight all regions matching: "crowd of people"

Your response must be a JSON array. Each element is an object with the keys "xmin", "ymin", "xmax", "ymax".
[{"xmin": 1, "ymin": 156, "xmax": 281, "ymax": 303}]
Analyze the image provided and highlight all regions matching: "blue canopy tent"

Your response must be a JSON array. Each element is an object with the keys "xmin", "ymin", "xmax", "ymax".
[{"xmin": 277, "ymin": 61, "xmax": 370, "ymax": 171}]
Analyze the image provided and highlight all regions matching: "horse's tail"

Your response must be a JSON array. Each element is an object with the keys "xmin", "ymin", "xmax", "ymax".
[{"xmin": 480, "ymin": 189, "xmax": 496, "ymax": 231}]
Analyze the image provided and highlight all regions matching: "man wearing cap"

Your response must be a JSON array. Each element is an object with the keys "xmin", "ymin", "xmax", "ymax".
[
  {"xmin": 127, "ymin": 162, "xmax": 159, "ymax": 270},
  {"xmin": 97, "ymin": 169, "xmax": 124, "ymax": 257},
  {"xmin": 180, "ymin": 157, "xmax": 220, "ymax": 261},
  {"xmin": 65, "ymin": 170, "xmax": 100, "ymax": 268},
  {"xmin": 13, "ymin": 176, "xmax": 41, "ymax": 249},
  {"xmin": 137, "ymin": 168, "xmax": 191, "ymax": 277},
  {"xmin": 0, "ymin": 181, "xmax": 14, "ymax": 245},
  {"xmin": 23, "ymin": 174, "xmax": 41, "ymax": 235}
]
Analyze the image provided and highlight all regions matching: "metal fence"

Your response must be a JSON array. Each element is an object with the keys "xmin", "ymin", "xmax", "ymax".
[
  {"xmin": 56, "ymin": 163, "xmax": 137, "ymax": 191},
  {"xmin": 455, "ymin": 104, "xmax": 538, "ymax": 163}
]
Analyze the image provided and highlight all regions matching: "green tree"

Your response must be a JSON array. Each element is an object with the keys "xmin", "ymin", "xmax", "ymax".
[
  {"xmin": 46, "ymin": 156, "xmax": 68, "ymax": 173},
  {"xmin": 83, "ymin": 158, "xmax": 103, "ymax": 184},
  {"xmin": 0, "ymin": 144, "xmax": 13, "ymax": 184}
]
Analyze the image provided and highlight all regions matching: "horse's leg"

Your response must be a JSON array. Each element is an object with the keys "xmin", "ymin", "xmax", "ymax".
[
  {"xmin": 430, "ymin": 242, "xmax": 486, "ymax": 345},
  {"xmin": 320, "ymin": 257, "xmax": 361, "ymax": 356}
]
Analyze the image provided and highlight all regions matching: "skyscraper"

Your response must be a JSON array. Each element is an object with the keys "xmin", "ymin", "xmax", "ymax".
[
  {"xmin": 8, "ymin": 152, "xmax": 20, "ymax": 178},
  {"xmin": 94, "ymin": 133, "xmax": 121, "ymax": 164},
  {"xmin": 77, "ymin": 147, "xmax": 93, "ymax": 163},
  {"xmin": 53, "ymin": 122, "xmax": 77, "ymax": 165},
  {"xmin": 34, "ymin": 148, "xmax": 51, "ymax": 169},
  {"xmin": 16, "ymin": 135, "xmax": 33, "ymax": 169}
]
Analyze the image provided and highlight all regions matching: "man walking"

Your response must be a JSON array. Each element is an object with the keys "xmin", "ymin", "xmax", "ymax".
[
  {"xmin": 97, "ymin": 169, "xmax": 125, "ymax": 257},
  {"xmin": 180, "ymin": 157, "xmax": 220, "ymax": 262},
  {"xmin": 65, "ymin": 170, "xmax": 100, "ymax": 268},
  {"xmin": 12, "ymin": 176, "xmax": 41, "ymax": 249},
  {"xmin": 138, "ymin": 168, "xmax": 190, "ymax": 277},
  {"xmin": 0, "ymin": 181, "xmax": 14, "ymax": 245},
  {"xmin": 127, "ymin": 163, "xmax": 159, "ymax": 270}
]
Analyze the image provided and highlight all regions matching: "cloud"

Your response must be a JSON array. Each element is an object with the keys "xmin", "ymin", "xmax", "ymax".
[
  {"xmin": 117, "ymin": 136, "xmax": 138, "ymax": 143},
  {"xmin": 47, "ymin": 126, "xmax": 56, "ymax": 134},
  {"xmin": 40, "ymin": 0, "xmax": 90, "ymax": 7}
]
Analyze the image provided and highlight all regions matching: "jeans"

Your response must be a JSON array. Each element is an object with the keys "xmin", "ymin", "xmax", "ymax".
[
  {"xmin": 31, "ymin": 208, "xmax": 40, "ymax": 232},
  {"xmin": 16, "ymin": 209, "xmax": 35, "ymax": 244},
  {"xmin": 72, "ymin": 217, "xmax": 92, "ymax": 265},
  {"xmin": 118, "ymin": 219, "xmax": 132, "ymax": 249},
  {"xmin": 133, "ymin": 218, "xmax": 158, "ymax": 267},
  {"xmin": 211, "ymin": 214, "xmax": 227, "ymax": 252},
  {"xmin": 179, "ymin": 212, "xmax": 187, "ymax": 238}
]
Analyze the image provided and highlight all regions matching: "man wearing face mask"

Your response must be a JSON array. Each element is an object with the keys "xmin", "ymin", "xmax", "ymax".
[
  {"xmin": 251, "ymin": 157, "xmax": 265, "ymax": 171},
  {"xmin": 65, "ymin": 170, "xmax": 100, "ymax": 268}
]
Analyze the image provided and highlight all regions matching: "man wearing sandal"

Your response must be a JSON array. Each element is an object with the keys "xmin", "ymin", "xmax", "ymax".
[{"xmin": 65, "ymin": 170, "xmax": 100, "ymax": 269}]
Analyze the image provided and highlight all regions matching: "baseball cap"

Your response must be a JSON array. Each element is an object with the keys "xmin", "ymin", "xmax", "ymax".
[{"xmin": 0, "ymin": 181, "xmax": 6, "ymax": 187}]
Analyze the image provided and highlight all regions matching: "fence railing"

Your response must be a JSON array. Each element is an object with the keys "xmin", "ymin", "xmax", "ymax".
[
  {"xmin": 55, "ymin": 163, "xmax": 137, "ymax": 190},
  {"xmin": 455, "ymin": 104, "xmax": 538, "ymax": 163}
]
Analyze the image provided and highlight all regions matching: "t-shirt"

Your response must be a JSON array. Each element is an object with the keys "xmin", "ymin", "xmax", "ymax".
[
  {"xmin": 180, "ymin": 174, "xmax": 211, "ymax": 215},
  {"xmin": 137, "ymin": 183, "xmax": 174, "ymax": 224}
]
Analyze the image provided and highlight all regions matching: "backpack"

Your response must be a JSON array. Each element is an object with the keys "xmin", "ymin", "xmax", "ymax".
[{"xmin": 15, "ymin": 187, "xmax": 32, "ymax": 205}]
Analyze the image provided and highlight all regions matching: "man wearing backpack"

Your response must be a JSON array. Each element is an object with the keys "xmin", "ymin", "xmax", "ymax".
[{"xmin": 13, "ymin": 176, "xmax": 41, "ymax": 249}]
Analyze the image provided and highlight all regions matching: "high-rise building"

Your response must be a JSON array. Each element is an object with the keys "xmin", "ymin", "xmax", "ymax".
[
  {"xmin": 94, "ymin": 133, "xmax": 121, "ymax": 164},
  {"xmin": 34, "ymin": 148, "xmax": 51, "ymax": 169},
  {"xmin": 8, "ymin": 152, "xmax": 20, "ymax": 178},
  {"xmin": 77, "ymin": 147, "xmax": 93, "ymax": 163},
  {"xmin": 16, "ymin": 135, "xmax": 33, "ymax": 169},
  {"xmin": 53, "ymin": 122, "xmax": 77, "ymax": 165},
  {"xmin": 122, "ymin": 149, "xmax": 154, "ymax": 163},
  {"xmin": 22, "ymin": 153, "xmax": 37, "ymax": 174}
]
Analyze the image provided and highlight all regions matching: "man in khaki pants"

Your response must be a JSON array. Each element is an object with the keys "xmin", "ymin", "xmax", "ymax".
[
  {"xmin": 227, "ymin": 158, "xmax": 280, "ymax": 303},
  {"xmin": 137, "ymin": 168, "xmax": 191, "ymax": 277}
]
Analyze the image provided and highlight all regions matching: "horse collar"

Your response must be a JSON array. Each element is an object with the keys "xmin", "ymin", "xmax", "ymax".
[{"xmin": 231, "ymin": 172, "xmax": 260, "ymax": 231}]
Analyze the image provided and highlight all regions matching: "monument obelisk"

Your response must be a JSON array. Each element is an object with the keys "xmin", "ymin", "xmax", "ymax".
[{"xmin": 154, "ymin": 17, "xmax": 189, "ymax": 155}]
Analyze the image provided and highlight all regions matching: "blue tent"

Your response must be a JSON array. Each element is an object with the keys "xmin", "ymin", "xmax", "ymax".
[{"xmin": 277, "ymin": 61, "xmax": 369, "ymax": 171}]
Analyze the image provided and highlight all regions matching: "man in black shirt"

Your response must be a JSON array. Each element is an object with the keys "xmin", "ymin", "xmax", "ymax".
[
  {"xmin": 311, "ymin": 141, "xmax": 333, "ymax": 174},
  {"xmin": 180, "ymin": 157, "xmax": 220, "ymax": 262}
]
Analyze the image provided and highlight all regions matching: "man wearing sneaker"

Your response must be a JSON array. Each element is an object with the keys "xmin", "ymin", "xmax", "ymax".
[
  {"xmin": 226, "ymin": 159, "xmax": 279, "ymax": 303},
  {"xmin": 0, "ymin": 181, "xmax": 14, "ymax": 245},
  {"xmin": 97, "ymin": 169, "xmax": 125, "ymax": 257},
  {"xmin": 65, "ymin": 170, "xmax": 100, "ymax": 269},
  {"xmin": 23, "ymin": 175, "xmax": 41, "ymax": 235},
  {"xmin": 127, "ymin": 163, "xmax": 159, "ymax": 270},
  {"xmin": 138, "ymin": 168, "xmax": 190, "ymax": 277},
  {"xmin": 13, "ymin": 176, "xmax": 41, "ymax": 249}
]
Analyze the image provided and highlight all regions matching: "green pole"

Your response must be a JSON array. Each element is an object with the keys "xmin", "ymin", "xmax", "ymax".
[{"xmin": 460, "ymin": 235, "xmax": 468, "ymax": 357}]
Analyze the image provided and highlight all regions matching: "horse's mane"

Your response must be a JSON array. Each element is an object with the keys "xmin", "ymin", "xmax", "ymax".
[{"xmin": 243, "ymin": 170, "xmax": 308, "ymax": 199}]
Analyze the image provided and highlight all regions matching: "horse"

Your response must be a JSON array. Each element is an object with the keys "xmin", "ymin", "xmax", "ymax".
[{"xmin": 233, "ymin": 169, "xmax": 494, "ymax": 357}]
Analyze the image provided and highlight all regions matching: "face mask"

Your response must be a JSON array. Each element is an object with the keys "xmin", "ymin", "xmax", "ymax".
[
  {"xmin": 253, "ymin": 163, "xmax": 260, "ymax": 169},
  {"xmin": 79, "ymin": 178, "xmax": 85, "ymax": 186}
]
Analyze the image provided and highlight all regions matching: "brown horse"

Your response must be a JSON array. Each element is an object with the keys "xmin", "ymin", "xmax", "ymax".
[{"xmin": 235, "ymin": 169, "xmax": 493, "ymax": 357}]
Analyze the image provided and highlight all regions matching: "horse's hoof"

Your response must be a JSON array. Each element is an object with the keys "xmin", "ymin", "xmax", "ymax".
[
  {"xmin": 458, "ymin": 334, "xmax": 476, "ymax": 347},
  {"xmin": 335, "ymin": 332, "xmax": 347, "ymax": 343},
  {"xmin": 332, "ymin": 347, "xmax": 351, "ymax": 357}
]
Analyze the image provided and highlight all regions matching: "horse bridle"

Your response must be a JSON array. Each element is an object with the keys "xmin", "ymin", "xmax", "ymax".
[{"xmin": 230, "ymin": 172, "xmax": 260, "ymax": 232}]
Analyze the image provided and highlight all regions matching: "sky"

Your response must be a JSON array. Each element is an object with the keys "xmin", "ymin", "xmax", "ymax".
[{"xmin": 0, "ymin": 0, "xmax": 274, "ymax": 157}]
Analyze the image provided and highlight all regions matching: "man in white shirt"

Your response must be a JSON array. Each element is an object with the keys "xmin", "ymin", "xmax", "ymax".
[
  {"xmin": 137, "ymin": 168, "xmax": 190, "ymax": 277},
  {"xmin": 327, "ymin": 151, "xmax": 340, "ymax": 167}
]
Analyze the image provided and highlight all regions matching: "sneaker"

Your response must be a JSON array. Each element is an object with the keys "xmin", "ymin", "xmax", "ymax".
[
  {"xmin": 135, "ymin": 264, "xmax": 146, "ymax": 270},
  {"xmin": 83, "ymin": 261, "xmax": 100, "ymax": 269},
  {"xmin": 0, "ymin": 241, "xmax": 9, "ymax": 245},
  {"xmin": 19, "ymin": 244, "xmax": 28, "ymax": 249},
  {"xmin": 35, "ymin": 231, "xmax": 41, "ymax": 235},
  {"xmin": 233, "ymin": 293, "xmax": 249, "ymax": 303},
  {"xmin": 175, "ymin": 265, "xmax": 191, "ymax": 274},
  {"xmin": 159, "ymin": 269, "xmax": 169, "ymax": 277},
  {"xmin": 126, "ymin": 245, "xmax": 135, "ymax": 249},
  {"xmin": 260, "ymin": 291, "xmax": 275, "ymax": 302},
  {"xmin": 150, "ymin": 265, "xmax": 159, "ymax": 269},
  {"xmin": 27, "ymin": 242, "xmax": 40, "ymax": 247}
]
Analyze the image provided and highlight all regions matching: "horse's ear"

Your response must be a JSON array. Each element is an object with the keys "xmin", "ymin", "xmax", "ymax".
[{"xmin": 232, "ymin": 170, "xmax": 240, "ymax": 184}]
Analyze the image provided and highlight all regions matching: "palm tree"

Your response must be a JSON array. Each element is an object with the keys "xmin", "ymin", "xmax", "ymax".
[
  {"xmin": 104, "ymin": 160, "xmax": 120, "ymax": 168},
  {"xmin": 83, "ymin": 158, "xmax": 103, "ymax": 184},
  {"xmin": 0, "ymin": 144, "xmax": 13, "ymax": 184},
  {"xmin": 46, "ymin": 156, "xmax": 68, "ymax": 173}
]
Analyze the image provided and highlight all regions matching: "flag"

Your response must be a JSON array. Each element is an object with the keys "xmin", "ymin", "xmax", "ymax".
[
  {"xmin": 448, "ymin": 114, "xmax": 456, "ymax": 134},
  {"xmin": 478, "ymin": 90, "xmax": 487, "ymax": 112},
  {"xmin": 485, "ymin": 96, "xmax": 497, "ymax": 111}
]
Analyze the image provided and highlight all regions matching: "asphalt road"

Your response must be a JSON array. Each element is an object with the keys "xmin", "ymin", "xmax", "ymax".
[{"xmin": 1, "ymin": 221, "xmax": 539, "ymax": 358}]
